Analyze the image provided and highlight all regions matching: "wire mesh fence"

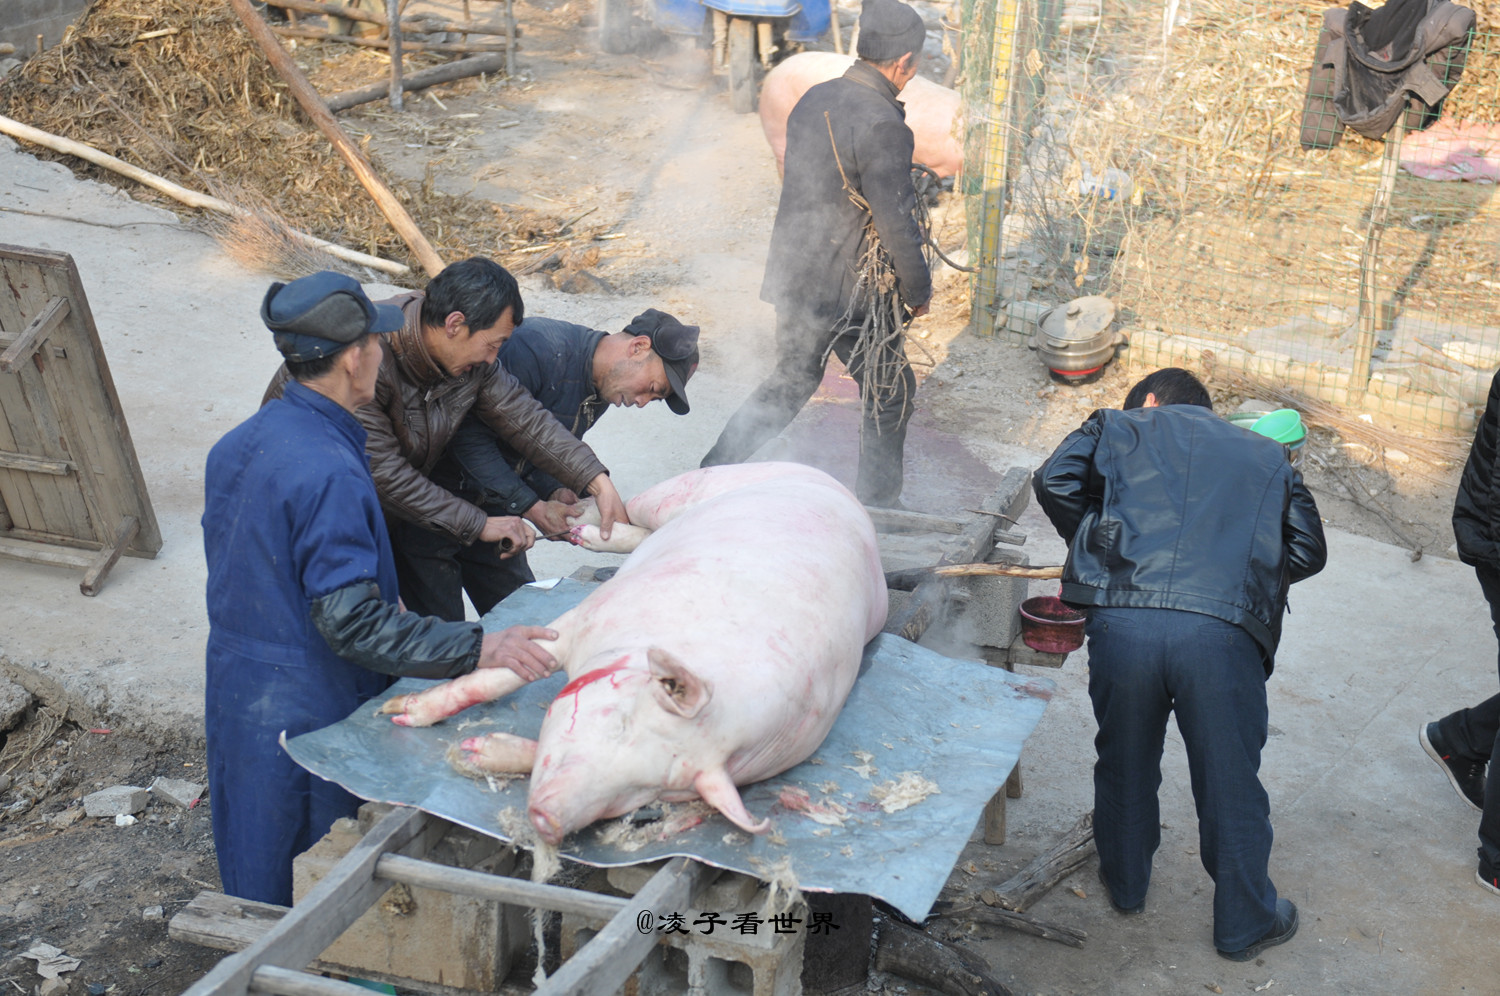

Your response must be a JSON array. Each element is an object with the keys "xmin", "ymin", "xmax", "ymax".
[{"xmin": 964, "ymin": 0, "xmax": 1500, "ymax": 434}]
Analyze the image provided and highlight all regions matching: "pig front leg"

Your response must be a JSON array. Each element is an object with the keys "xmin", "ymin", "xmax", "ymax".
[
  {"xmin": 563, "ymin": 498, "xmax": 653, "ymax": 554},
  {"xmin": 378, "ymin": 667, "xmax": 530, "ymax": 727}
]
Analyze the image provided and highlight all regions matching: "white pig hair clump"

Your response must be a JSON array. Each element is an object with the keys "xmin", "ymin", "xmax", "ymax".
[{"xmin": 748, "ymin": 854, "xmax": 804, "ymax": 918}]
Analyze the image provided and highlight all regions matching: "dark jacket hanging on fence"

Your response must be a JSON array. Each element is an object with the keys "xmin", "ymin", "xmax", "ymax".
[
  {"xmin": 761, "ymin": 61, "xmax": 932, "ymax": 323},
  {"xmin": 1300, "ymin": 0, "xmax": 1474, "ymax": 149}
]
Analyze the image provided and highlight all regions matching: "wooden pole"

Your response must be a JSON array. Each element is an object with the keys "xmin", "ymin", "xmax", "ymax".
[
  {"xmin": 229, "ymin": 0, "xmax": 446, "ymax": 277},
  {"xmin": 325, "ymin": 52, "xmax": 505, "ymax": 112},
  {"xmin": 385, "ymin": 0, "xmax": 404, "ymax": 110},
  {"xmin": 0, "ymin": 112, "xmax": 409, "ymax": 276},
  {"xmin": 1351, "ymin": 105, "xmax": 1408, "ymax": 402},
  {"xmin": 271, "ymin": 25, "xmax": 509, "ymax": 54}
]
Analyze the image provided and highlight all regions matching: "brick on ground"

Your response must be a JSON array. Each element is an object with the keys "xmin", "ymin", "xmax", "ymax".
[
  {"xmin": 149, "ymin": 776, "xmax": 203, "ymax": 809},
  {"xmin": 83, "ymin": 785, "xmax": 148, "ymax": 818}
]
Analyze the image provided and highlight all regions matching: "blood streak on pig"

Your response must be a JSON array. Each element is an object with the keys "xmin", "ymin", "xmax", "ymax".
[{"xmin": 553, "ymin": 656, "xmax": 631, "ymax": 732}]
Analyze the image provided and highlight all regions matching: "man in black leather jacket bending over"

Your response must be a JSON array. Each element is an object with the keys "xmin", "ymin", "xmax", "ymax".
[{"xmin": 1033, "ymin": 367, "xmax": 1326, "ymax": 962}]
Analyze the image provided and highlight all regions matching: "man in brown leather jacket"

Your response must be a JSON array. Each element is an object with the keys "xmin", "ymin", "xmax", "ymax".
[{"xmin": 265, "ymin": 258, "xmax": 628, "ymax": 617}]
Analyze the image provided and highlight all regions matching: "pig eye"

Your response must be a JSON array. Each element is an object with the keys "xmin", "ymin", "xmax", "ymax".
[{"xmin": 658, "ymin": 677, "xmax": 684, "ymax": 700}]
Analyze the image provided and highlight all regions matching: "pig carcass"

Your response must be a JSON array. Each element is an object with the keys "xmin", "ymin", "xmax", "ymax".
[
  {"xmin": 759, "ymin": 52, "xmax": 963, "ymax": 179},
  {"xmin": 379, "ymin": 462, "xmax": 888, "ymax": 845}
]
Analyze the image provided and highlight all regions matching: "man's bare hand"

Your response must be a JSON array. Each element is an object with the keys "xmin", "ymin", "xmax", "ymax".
[
  {"xmin": 480, "ymin": 516, "xmax": 535, "ymax": 559},
  {"xmin": 476, "ymin": 625, "xmax": 558, "ymax": 681},
  {"xmin": 549, "ymin": 487, "xmax": 581, "ymax": 505},
  {"xmin": 525, "ymin": 499, "xmax": 583, "ymax": 539},
  {"xmin": 586, "ymin": 473, "xmax": 629, "ymax": 541}
]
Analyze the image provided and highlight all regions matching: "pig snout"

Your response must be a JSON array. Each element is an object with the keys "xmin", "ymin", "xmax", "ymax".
[{"xmin": 529, "ymin": 804, "xmax": 565, "ymax": 845}]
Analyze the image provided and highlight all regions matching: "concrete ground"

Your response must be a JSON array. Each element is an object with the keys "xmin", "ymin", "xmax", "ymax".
[{"xmin": 3, "ymin": 132, "xmax": 1500, "ymax": 995}]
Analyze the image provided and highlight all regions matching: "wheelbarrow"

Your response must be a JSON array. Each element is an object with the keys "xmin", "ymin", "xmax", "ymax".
[{"xmin": 599, "ymin": 0, "xmax": 832, "ymax": 112}]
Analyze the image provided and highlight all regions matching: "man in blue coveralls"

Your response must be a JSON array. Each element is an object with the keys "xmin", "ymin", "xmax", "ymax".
[{"xmin": 202, "ymin": 272, "xmax": 559, "ymax": 906}]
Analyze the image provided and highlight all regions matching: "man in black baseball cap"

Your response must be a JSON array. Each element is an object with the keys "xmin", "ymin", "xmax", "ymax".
[{"xmin": 420, "ymin": 307, "xmax": 702, "ymax": 620}]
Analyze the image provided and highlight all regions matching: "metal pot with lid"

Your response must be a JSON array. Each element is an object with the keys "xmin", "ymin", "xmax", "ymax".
[{"xmin": 1029, "ymin": 295, "xmax": 1127, "ymax": 381}]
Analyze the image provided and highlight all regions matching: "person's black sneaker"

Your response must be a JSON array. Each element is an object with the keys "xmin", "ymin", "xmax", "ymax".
[
  {"xmin": 1419, "ymin": 722, "xmax": 1486, "ymax": 812},
  {"xmin": 1217, "ymin": 898, "xmax": 1298, "ymax": 962},
  {"xmin": 1097, "ymin": 864, "xmax": 1145, "ymax": 914},
  {"xmin": 1478, "ymin": 863, "xmax": 1500, "ymax": 897}
]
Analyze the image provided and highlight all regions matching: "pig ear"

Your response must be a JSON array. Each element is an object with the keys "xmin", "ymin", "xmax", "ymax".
[
  {"xmin": 694, "ymin": 766, "xmax": 771, "ymax": 835},
  {"xmin": 647, "ymin": 647, "xmax": 713, "ymax": 719}
]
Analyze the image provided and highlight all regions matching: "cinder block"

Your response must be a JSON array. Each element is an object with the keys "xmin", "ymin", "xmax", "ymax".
[
  {"xmin": 83, "ymin": 785, "xmax": 147, "ymax": 818},
  {"xmin": 607, "ymin": 865, "xmax": 762, "ymax": 912},
  {"xmin": 149, "ymin": 776, "xmax": 203, "ymax": 809},
  {"xmin": 958, "ymin": 572, "xmax": 1028, "ymax": 650},
  {"xmin": 562, "ymin": 900, "xmax": 806, "ymax": 996},
  {"xmin": 292, "ymin": 804, "xmax": 528, "ymax": 990}
]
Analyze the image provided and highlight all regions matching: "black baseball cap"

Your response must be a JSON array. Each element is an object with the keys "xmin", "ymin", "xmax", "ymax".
[
  {"xmin": 625, "ymin": 309, "xmax": 700, "ymax": 415},
  {"xmin": 262, "ymin": 271, "xmax": 405, "ymax": 362}
]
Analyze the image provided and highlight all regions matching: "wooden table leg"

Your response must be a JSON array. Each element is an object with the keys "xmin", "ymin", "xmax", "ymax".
[{"xmin": 80, "ymin": 515, "xmax": 138, "ymax": 596}]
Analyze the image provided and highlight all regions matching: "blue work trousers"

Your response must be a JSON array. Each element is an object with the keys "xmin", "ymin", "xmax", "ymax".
[{"xmin": 1086, "ymin": 606, "xmax": 1279, "ymax": 951}]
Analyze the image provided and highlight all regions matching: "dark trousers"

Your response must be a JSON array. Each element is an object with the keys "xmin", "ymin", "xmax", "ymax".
[
  {"xmin": 1086, "ymin": 606, "xmax": 1278, "ymax": 952},
  {"xmin": 386, "ymin": 515, "xmax": 535, "ymax": 623},
  {"xmin": 700, "ymin": 309, "xmax": 915, "ymax": 506},
  {"xmin": 1433, "ymin": 563, "xmax": 1500, "ymax": 873}
]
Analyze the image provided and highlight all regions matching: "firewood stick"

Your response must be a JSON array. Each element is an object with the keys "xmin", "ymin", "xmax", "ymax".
[
  {"xmin": 933, "ymin": 563, "xmax": 1064, "ymax": 579},
  {"xmin": 270, "ymin": 0, "xmax": 514, "ymax": 37},
  {"xmin": 325, "ymin": 53, "xmax": 505, "ymax": 112},
  {"xmin": 931, "ymin": 902, "xmax": 1088, "ymax": 948},
  {"xmin": 230, "ymin": 0, "xmax": 446, "ymax": 277},
  {"xmin": 0, "ymin": 111, "xmax": 409, "ymax": 276},
  {"xmin": 873, "ymin": 918, "xmax": 1015, "ymax": 995},
  {"xmin": 983, "ymin": 810, "xmax": 1096, "ymax": 913}
]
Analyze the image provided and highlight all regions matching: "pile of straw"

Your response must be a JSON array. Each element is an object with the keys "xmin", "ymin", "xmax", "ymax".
[{"xmin": 0, "ymin": 0, "xmax": 597, "ymax": 276}]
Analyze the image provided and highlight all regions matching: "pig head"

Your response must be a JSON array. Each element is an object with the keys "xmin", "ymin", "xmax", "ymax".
[
  {"xmin": 381, "ymin": 462, "xmax": 888, "ymax": 846},
  {"xmin": 760, "ymin": 52, "xmax": 963, "ymax": 179}
]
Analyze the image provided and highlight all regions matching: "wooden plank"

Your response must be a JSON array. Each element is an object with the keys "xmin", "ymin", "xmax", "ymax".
[
  {"xmin": 538, "ymin": 857, "xmax": 713, "ymax": 996},
  {"xmin": 0, "ymin": 449, "xmax": 72, "ymax": 475},
  {"xmin": 181, "ymin": 806, "xmax": 428, "ymax": 996},
  {"xmin": 7, "ymin": 267, "xmax": 99, "ymax": 543},
  {"xmin": 866, "ymin": 505, "xmax": 968, "ymax": 535},
  {"xmin": 248, "ymin": 966, "xmax": 377, "ymax": 996},
  {"xmin": 0, "ymin": 245, "xmax": 163, "ymax": 556},
  {"xmin": 376, "ymin": 853, "xmax": 628, "ymax": 919},
  {"xmin": 0, "ymin": 260, "xmax": 65, "ymax": 536},
  {"xmin": 0, "ymin": 535, "xmax": 94, "ymax": 568},
  {"xmin": 0, "ymin": 330, "xmax": 69, "ymax": 359},
  {"xmin": 0, "ymin": 295, "xmax": 68, "ymax": 373},
  {"xmin": 170, "ymin": 892, "xmax": 292, "ymax": 953},
  {"xmin": 883, "ymin": 467, "xmax": 1031, "ymax": 642},
  {"xmin": 80, "ymin": 514, "xmax": 139, "ymax": 596}
]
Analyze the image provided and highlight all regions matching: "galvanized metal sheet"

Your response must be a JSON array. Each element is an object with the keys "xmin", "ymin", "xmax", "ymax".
[{"xmin": 284, "ymin": 579, "xmax": 1055, "ymax": 921}]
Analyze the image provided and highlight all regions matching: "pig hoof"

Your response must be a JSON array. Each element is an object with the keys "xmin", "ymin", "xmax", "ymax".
[
  {"xmin": 377, "ymin": 694, "xmax": 416, "ymax": 716},
  {"xmin": 570, "ymin": 524, "xmax": 603, "ymax": 550}
]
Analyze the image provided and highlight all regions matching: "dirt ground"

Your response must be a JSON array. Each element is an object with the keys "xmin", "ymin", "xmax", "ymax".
[{"xmin": 0, "ymin": 0, "xmax": 1487, "ymax": 993}]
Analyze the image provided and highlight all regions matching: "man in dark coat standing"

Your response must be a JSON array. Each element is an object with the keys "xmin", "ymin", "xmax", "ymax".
[
  {"xmin": 1034, "ymin": 368, "xmax": 1326, "ymax": 961},
  {"xmin": 700, "ymin": 0, "xmax": 932, "ymax": 507},
  {"xmin": 1421, "ymin": 367, "xmax": 1500, "ymax": 897}
]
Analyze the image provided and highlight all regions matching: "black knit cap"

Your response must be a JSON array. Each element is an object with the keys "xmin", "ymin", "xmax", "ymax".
[{"xmin": 857, "ymin": 0, "xmax": 925, "ymax": 62}]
